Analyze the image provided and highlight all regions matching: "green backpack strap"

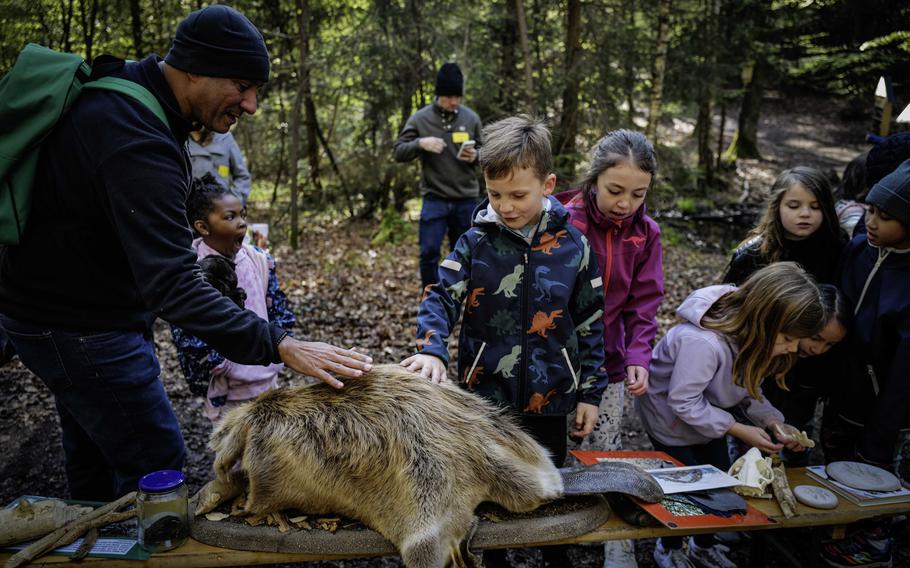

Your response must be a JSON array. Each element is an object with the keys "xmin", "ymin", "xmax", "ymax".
[{"xmin": 83, "ymin": 76, "xmax": 171, "ymax": 134}]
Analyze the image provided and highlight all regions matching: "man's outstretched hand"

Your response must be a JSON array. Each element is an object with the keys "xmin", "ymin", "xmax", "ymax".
[{"xmin": 278, "ymin": 337, "xmax": 373, "ymax": 388}]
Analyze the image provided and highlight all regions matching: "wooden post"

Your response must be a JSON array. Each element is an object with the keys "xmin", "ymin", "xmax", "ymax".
[{"xmin": 873, "ymin": 76, "xmax": 895, "ymax": 137}]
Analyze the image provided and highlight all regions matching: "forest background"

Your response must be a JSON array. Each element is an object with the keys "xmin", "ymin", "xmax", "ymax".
[
  {"xmin": 2, "ymin": 1, "xmax": 910, "ymax": 566},
  {"xmin": 3, "ymin": 0, "xmax": 909, "ymax": 243}
]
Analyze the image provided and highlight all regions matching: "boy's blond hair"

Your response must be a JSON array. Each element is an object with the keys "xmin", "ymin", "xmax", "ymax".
[
  {"xmin": 478, "ymin": 115, "xmax": 552, "ymax": 181},
  {"xmin": 700, "ymin": 262, "xmax": 826, "ymax": 399}
]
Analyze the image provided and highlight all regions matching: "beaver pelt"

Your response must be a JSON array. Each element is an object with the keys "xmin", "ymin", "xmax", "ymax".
[{"xmin": 194, "ymin": 364, "xmax": 663, "ymax": 568}]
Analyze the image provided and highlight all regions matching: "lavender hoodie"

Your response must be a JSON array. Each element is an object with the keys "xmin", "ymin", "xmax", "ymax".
[
  {"xmin": 194, "ymin": 240, "xmax": 283, "ymax": 420},
  {"xmin": 635, "ymin": 285, "xmax": 784, "ymax": 447},
  {"xmin": 558, "ymin": 189, "xmax": 664, "ymax": 382}
]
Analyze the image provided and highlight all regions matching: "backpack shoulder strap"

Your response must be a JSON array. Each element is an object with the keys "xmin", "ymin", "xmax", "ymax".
[{"xmin": 83, "ymin": 77, "xmax": 171, "ymax": 134}]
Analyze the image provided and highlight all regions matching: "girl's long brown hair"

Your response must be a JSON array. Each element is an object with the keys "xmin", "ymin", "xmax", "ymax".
[
  {"xmin": 740, "ymin": 167, "xmax": 842, "ymax": 262},
  {"xmin": 701, "ymin": 262, "xmax": 827, "ymax": 399}
]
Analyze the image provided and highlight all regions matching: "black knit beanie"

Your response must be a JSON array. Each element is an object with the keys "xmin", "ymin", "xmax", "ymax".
[
  {"xmin": 866, "ymin": 159, "xmax": 910, "ymax": 228},
  {"xmin": 165, "ymin": 5, "xmax": 269, "ymax": 84},
  {"xmin": 435, "ymin": 62, "xmax": 464, "ymax": 97},
  {"xmin": 865, "ymin": 132, "xmax": 910, "ymax": 189}
]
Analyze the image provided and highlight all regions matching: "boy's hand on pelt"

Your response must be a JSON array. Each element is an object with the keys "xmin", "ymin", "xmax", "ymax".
[
  {"xmin": 571, "ymin": 402, "xmax": 599, "ymax": 438},
  {"xmin": 400, "ymin": 354, "xmax": 448, "ymax": 384},
  {"xmin": 279, "ymin": 338, "xmax": 372, "ymax": 388}
]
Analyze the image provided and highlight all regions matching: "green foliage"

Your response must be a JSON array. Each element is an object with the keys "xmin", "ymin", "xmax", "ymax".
[
  {"xmin": 1, "ymin": 0, "xmax": 905, "ymax": 221},
  {"xmin": 675, "ymin": 197, "xmax": 699, "ymax": 214},
  {"xmin": 371, "ymin": 205, "xmax": 415, "ymax": 246},
  {"xmin": 660, "ymin": 225, "xmax": 683, "ymax": 246}
]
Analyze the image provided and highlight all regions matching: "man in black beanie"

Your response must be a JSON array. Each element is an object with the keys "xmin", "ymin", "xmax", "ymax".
[
  {"xmin": 0, "ymin": 4, "xmax": 371, "ymax": 502},
  {"xmin": 394, "ymin": 62, "xmax": 483, "ymax": 290}
]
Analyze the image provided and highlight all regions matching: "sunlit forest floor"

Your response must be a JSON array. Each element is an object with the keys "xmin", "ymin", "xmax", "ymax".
[{"xmin": 2, "ymin": 96, "xmax": 906, "ymax": 567}]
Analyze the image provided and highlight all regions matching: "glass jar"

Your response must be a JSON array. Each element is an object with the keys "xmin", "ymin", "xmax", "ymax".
[{"xmin": 137, "ymin": 470, "xmax": 189, "ymax": 553}]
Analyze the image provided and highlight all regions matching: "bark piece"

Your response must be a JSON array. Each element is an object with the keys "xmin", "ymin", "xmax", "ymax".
[
  {"xmin": 0, "ymin": 499, "xmax": 93, "ymax": 546},
  {"xmin": 770, "ymin": 465, "xmax": 798, "ymax": 519}
]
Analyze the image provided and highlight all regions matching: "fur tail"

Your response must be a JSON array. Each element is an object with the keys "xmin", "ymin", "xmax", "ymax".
[{"xmin": 210, "ymin": 408, "xmax": 251, "ymax": 479}]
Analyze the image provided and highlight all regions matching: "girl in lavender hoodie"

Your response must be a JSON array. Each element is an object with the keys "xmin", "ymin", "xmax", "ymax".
[
  {"xmin": 558, "ymin": 130, "xmax": 663, "ymax": 567},
  {"xmin": 171, "ymin": 175, "xmax": 295, "ymax": 422},
  {"xmin": 637, "ymin": 262, "xmax": 825, "ymax": 568}
]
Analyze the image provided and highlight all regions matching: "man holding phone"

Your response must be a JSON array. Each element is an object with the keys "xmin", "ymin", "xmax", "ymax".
[{"xmin": 394, "ymin": 62, "xmax": 482, "ymax": 290}]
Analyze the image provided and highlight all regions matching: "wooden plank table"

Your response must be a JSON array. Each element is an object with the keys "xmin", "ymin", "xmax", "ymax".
[{"xmin": 4, "ymin": 469, "xmax": 908, "ymax": 567}]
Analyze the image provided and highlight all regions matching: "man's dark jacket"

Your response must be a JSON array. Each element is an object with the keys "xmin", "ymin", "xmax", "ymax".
[{"xmin": 0, "ymin": 56, "xmax": 283, "ymax": 364}]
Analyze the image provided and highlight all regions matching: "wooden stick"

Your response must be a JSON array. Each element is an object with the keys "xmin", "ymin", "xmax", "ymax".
[
  {"xmin": 5, "ymin": 492, "xmax": 136, "ymax": 568},
  {"xmin": 70, "ymin": 527, "xmax": 98, "ymax": 560},
  {"xmin": 770, "ymin": 465, "xmax": 798, "ymax": 519}
]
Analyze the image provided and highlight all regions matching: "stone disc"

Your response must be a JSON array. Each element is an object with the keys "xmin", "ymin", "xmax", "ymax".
[
  {"xmin": 793, "ymin": 485, "xmax": 838, "ymax": 509},
  {"xmin": 826, "ymin": 461, "xmax": 901, "ymax": 492}
]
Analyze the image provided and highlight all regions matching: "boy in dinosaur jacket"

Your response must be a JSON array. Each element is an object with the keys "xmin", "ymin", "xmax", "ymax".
[{"xmin": 402, "ymin": 116, "xmax": 609, "ymax": 468}]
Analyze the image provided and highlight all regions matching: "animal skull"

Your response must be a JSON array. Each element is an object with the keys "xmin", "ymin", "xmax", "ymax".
[{"xmin": 728, "ymin": 447, "xmax": 774, "ymax": 498}]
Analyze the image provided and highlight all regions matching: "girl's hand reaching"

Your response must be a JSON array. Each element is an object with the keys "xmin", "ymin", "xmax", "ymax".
[
  {"xmin": 571, "ymin": 402, "xmax": 599, "ymax": 438},
  {"xmin": 625, "ymin": 365, "xmax": 650, "ymax": 396},
  {"xmin": 729, "ymin": 423, "xmax": 783, "ymax": 454},
  {"xmin": 769, "ymin": 422, "xmax": 812, "ymax": 452},
  {"xmin": 400, "ymin": 353, "xmax": 448, "ymax": 384}
]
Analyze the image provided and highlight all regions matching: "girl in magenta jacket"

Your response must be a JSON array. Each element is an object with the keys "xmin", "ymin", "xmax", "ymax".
[
  {"xmin": 558, "ymin": 130, "xmax": 664, "ymax": 449},
  {"xmin": 558, "ymin": 130, "xmax": 664, "ymax": 568}
]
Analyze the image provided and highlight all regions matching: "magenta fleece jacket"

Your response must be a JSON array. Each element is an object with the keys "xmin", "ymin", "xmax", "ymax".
[
  {"xmin": 558, "ymin": 189, "xmax": 664, "ymax": 382},
  {"xmin": 635, "ymin": 285, "xmax": 785, "ymax": 447}
]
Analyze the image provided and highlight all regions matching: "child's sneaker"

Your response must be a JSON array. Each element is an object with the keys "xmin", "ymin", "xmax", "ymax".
[
  {"xmin": 654, "ymin": 539, "xmax": 695, "ymax": 568},
  {"xmin": 685, "ymin": 537, "xmax": 737, "ymax": 568},
  {"xmin": 820, "ymin": 529, "xmax": 893, "ymax": 567}
]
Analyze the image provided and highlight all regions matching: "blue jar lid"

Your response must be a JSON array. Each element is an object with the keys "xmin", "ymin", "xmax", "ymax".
[{"xmin": 138, "ymin": 470, "xmax": 185, "ymax": 493}]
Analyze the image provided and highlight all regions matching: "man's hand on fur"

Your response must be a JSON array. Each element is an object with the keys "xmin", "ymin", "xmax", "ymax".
[
  {"xmin": 571, "ymin": 402, "xmax": 599, "ymax": 438},
  {"xmin": 400, "ymin": 354, "xmax": 448, "ymax": 384},
  {"xmin": 279, "ymin": 338, "xmax": 372, "ymax": 388}
]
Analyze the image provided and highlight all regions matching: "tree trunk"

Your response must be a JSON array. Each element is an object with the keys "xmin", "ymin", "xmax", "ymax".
[
  {"xmin": 553, "ymin": 0, "xmax": 582, "ymax": 176},
  {"xmin": 78, "ymin": 0, "xmax": 99, "ymax": 62},
  {"xmin": 298, "ymin": 3, "xmax": 321, "ymax": 199},
  {"xmin": 494, "ymin": 5, "xmax": 519, "ymax": 116},
  {"xmin": 515, "ymin": 0, "xmax": 535, "ymax": 113},
  {"xmin": 623, "ymin": 0, "xmax": 637, "ymax": 125},
  {"xmin": 289, "ymin": 0, "xmax": 309, "ymax": 250},
  {"xmin": 61, "ymin": 0, "xmax": 75, "ymax": 52},
  {"xmin": 695, "ymin": 0, "xmax": 719, "ymax": 190},
  {"xmin": 128, "ymin": 0, "xmax": 142, "ymax": 59},
  {"xmin": 724, "ymin": 59, "xmax": 764, "ymax": 161},
  {"xmin": 645, "ymin": 0, "xmax": 672, "ymax": 141}
]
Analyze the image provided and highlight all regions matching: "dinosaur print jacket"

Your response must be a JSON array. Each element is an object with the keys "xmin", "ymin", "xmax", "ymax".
[{"xmin": 414, "ymin": 195, "xmax": 609, "ymax": 416}]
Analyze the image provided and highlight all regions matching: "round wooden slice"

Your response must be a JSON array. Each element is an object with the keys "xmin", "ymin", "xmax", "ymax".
[
  {"xmin": 826, "ymin": 461, "xmax": 901, "ymax": 492},
  {"xmin": 190, "ymin": 495, "xmax": 610, "ymax": 556},
  {"xmin": 793, "ymin": 485, "xmax": 838, "ymax": 509}
]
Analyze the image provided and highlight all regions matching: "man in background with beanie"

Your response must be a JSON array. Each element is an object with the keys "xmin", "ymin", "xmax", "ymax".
[
  {"xmin": 821, "ymin": 159, "xmax": 910, "ymax": 567},
  {"xmin": 394, "ymin": 62, "xmax": 483, "ymax": 290},
  {"xmin": 0, "ymin": 4, "xmax": 371, "ymax": 502}
]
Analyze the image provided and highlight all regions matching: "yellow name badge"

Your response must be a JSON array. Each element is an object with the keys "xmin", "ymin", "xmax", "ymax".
[
  {"xmin": 217, "ymin": 165, "xmax": 230, "ymax": 178},
  {"xmin": 452, "ymin": 132, "xmax": 470, "ymax": 144}
]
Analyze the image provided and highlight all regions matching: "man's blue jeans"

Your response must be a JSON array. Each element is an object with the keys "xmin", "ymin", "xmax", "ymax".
[
  {"xmin": 0, "ymin": 315, "xmax": 185, "ymax": 501},
  {"xmin": 419, "ymin": 194, "xmax": 477, "ymax": 289}
]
